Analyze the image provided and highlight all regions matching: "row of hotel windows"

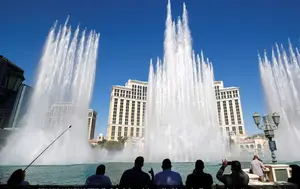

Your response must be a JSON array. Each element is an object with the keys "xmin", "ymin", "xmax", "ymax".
[
  {"xmin": 215, "ymin": 87, "xmax": 239, "ymax": 100},
  {"xmin": 112, "ymin": 98, "xmax": 146, "ymax": 126},
  {"xmin": 110, "ymin": 126, "xmax": 144, "ymax": 140},
  {"xmin": 217, "ymin": 99, "xmax": 242, "ymax": 126},
  {"xmin": 221, "ymin": 125, "xmax": 244, "ymax": 135},
  {"xmin": 240, "ymin": 144, "xmax": 262, "ymax": 149},
  {"xmin": 113, "ymin": 85, "xmax": 147, "ymax": 100}
]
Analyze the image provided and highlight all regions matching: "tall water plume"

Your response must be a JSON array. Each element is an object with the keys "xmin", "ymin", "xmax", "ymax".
[
  {"xmin": 259, "ymin": 41, "xmax": 300, "ymax": 161},
  {"xmin": 0, "ymin": 18, "xmax": 100, "ymax": 165},
  {"xmin": 145, "ymin": 1, "xmax": 228, "ymax": 162}
]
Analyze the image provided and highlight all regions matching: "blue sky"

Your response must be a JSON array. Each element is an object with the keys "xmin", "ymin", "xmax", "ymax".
[{"xmin": 1, "ymin": 0, "xmax": 299, "ymax": 137}]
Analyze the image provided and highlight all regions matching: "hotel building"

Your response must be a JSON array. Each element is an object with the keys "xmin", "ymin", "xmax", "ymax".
[
  {"xmin": 106, "ymin": 79, "xmax": 246, "ymax": 141},
  {"xmin": 87, "ymin": 109, "xmax": 97, "ymax": 140},
  {"xmin": 47, "ymin": 103, "xmax": 97, "ymax": 139},
  {"xmin": 214, "ymin": 81, "xmax": 246, "ymax": 136},
  {"xmin": 106, "ymin": 80, "xmax": 147, "ymax": 141}
]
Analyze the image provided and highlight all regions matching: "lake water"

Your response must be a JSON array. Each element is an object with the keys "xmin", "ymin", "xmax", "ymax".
[{"xmin": 0, "ymin": 162, "xmax": 248, "ymax": 185}]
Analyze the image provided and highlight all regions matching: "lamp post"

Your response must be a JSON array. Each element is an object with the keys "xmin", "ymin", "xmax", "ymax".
[{"xmin": 253, "ymin": 112, "xmax": 280, "ymax": 163}]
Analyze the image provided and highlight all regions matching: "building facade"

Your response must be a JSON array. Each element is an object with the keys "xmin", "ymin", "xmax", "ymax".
[
  {"xmin": 106, "ymin": 79, "xmax": 246, "ymax": 141},
  {"xmin": 8, "ymin": 84, "xmax": 33, "ymax": 129},
  {"xmin": 87, "ymin": 109, "xmax": 97, "ymax": 140},
  {"xmin": 106, "ymin": 80, "xmax": 147, "ymax": 141},
  {"xmin": 214, "ymin": 81, "xmax": 246, "ymax": 136},
  {"xmin": 47, "ymin": 103, "xmax": 97, "ymax": 139}
]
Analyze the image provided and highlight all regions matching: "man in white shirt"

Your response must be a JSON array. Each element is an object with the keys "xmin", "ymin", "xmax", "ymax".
[
  {"xmin": 153, "ymin": 158, "xmax": 183, "ymax": 186},
  {"xmin": 250, "ymin": 155, "xmax": 265, "ymax": 182}
]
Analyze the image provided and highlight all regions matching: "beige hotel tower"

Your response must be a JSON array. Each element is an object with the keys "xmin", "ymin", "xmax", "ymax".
[{"xmin": 106, "ymin": 80, "xmax": 246, "ymax": 141}]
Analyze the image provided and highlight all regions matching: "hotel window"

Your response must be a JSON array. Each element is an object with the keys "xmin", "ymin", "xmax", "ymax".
[
  {"xmin": 111, "ymin": 126, "xmax": 116, "ymax": 140},
  {"xmin": 112, "ymin": 99, "xmax": 118, "ymax": 124},
  {"xmin": 137, "ymin": 102, "xmax": 141, "ymax": 126},
  {"xmin": 226, "ymin": 127, "xmax": 229, "ymax": 131},
  {"xmin": 119, "ymin": 99, "xmax": 124, "ymax": 124},
  {"xmin": 142, "ymin": 102, "xmax": 146, "ymax": 125},
  {"xmin": 125, "ymin": 100, "xmax": 129, "ymax": 125},
  {"xmin": 131, "ymin": 101, "xmax": 135, "ymax": 125},
  {"xmin": 223, "ymin": 101, "xmax": 229, "ymax": 125},
  {"xmin": 232, "ymin": 126, "xmax": 236, "ymax": 134},
  {"xmin": 239, "ymin": 126, "xmax": 243, "ymax": 134},
  {"xmin": 217, "ymin": 102, "xmax": 222, "ymax": 125},
  {"xmin": 118, "ymin": 126, "xmax": 122, "ymax": 137},
  {"xmin": 124, "ymin": 127, "xmax": 128, "ymax": 137},
  {"xmin": 229, "ymin": 100, "xmax": 235, "ymax": 125},
  {"xmin": 130, "ymin": 127, "xmax": 134, "ymax": 137},
  {"xmin": 136, "ymin": 128, "xmax": 140, "ymax": 137},
  {"xmin": 235, "ymin": 99, "xmax": 242, "ymax": 124}
]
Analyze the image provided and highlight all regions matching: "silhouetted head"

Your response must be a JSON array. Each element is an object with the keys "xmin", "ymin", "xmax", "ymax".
[
  {"xmin": 289, "ymin": 164, "xmax": 300, "ymax": 178},
  {"xmin": 7, "ymin": 169, "xmax": 25, "ymax": 185},
  {"xmin": 96, "ymin": 164, "xmax": 105, "ymax": 175},
  {"xmin": 231, "ymin": 161, "xmax": 242, "ymax": 173},
  {"xmin": 162, "ymin": 159, "xmax": 172, "ymax": 170},
  {"xmin": 253, "ymin": 155, "xmax": 259, "ymax": 160},
  {"xmin": 134, "ymin": 156, "xmax": 144, "ymax": 168},
  {"xmin": 195, "ymin": 160, "xmax": 204, "ymax": 171}
]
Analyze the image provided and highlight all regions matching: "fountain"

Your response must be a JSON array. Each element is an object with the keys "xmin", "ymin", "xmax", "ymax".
[
  {"xmin": 145, "ymin": 1, "xmax": 228, "ymax": 162},
  {"xmin": 259, "ymin": 41, "xmax": 300, "ymax": 161},
  {"xmin": 0, "ymin": 17, "xmax": 100, "ymax": 165}
]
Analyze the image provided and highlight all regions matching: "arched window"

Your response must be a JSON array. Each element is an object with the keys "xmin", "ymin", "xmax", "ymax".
[{"xmin": 257, "ymin": 144, "xmax": 262, "ymax": 149}]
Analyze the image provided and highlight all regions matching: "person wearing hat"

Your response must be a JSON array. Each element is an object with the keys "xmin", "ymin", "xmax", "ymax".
[
  {"xmin": 216, "ymin": 159, "xmax": 249, "ymax": 188},
  {"xmin": 250, "ymin": 155, "xmax": 265, "ymax": 182}
]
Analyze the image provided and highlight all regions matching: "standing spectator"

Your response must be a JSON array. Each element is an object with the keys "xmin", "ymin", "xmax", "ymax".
[
  {"xmin": 186, "ymin": 160, "xmax": 213, "ymax": 189},
  {"xmin": 250, "ymin": 155, "xmax": 265, "ymax": 182}
]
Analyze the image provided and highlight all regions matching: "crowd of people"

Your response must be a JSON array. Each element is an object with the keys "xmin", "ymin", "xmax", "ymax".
[{"xmin": 5, "ymin": 156, "xmax": 300, "ymax": 189}]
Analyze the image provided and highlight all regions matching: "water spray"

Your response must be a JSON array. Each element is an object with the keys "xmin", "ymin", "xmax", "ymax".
[{"xmin": 23, "ymin": 125, "xmax": 72, "ymax": 171}]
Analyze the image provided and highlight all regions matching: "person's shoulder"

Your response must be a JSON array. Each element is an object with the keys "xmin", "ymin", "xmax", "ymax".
[
  {"xmin": 141, "ymin": 171, "xmax": 150, "ymax": 178},
  {"xmin": 86, "ymin": 175, "xmax": 96, "ymax": 180},
  {"xmin": 204, "ymin": 172, "xmax": 212, "ymax": 177},
  {"xmin": 172, "ymin": 171, "xmax": 182, "ymax": 177},
  {"xmin": 122, "ymin": 168, "xmax": 132, "ymax": 174},
  {"xmin": 20, "ymin": 181, "xmax": 30, "ymax": 186}
]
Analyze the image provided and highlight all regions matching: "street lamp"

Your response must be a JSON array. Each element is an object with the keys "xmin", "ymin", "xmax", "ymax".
[{"xmin": 252, "ymin": 112, "xmax": 280, "ymax": 163}]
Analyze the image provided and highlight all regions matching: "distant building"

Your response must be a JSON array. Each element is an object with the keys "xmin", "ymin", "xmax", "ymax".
[
  {"xmin": 106, "ymin": 80, "xmax": 147, "ymax": 141},
  {"xmin": 106, "ymin": 79, "xmax": 246, "ymax": 140},
  {"xmin": 236, "ymin": 135, "xmax": 268, "ymax": 157},
  {"xmin": 87, "ymin": 109, "xmax": 97, "ymax": 140},
  {"xmin": 47, "ymin": 103, "xmax": 97, "ymax": 139},
  {"xmin": 97, "ymin": 133, "xmax": 105, "ymax": 141},
  {"xmin": 8, "ymin": 84, "xmax": 33, "ymax": 128},
  {"xmin": 214, "ymin": 81, "xmax": 246, "ymax": 136}
]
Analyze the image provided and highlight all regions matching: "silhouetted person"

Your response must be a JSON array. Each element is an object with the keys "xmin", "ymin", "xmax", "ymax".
[
  {"xmin": 119, "ymin": 156, "xmax": 151, "ymax": 188},
  {"xmin": 250, "ymin": 155, "xmax": 265, "ymax": 181},
  {"xmin": 288, "ymin": 164, "xmax": 300, "ymax": 187},
  {"xmin": 186, "ymin": 160, "xmax": 213, "ymax": 189},
  {"xmin": 85, "ymin": 164, "xmax": 112, "ymax": 186},
  {"xmin": 153, "ymin": 158, "xmax": 183, "ymax": 186},
  {"xmin": 7, "ymin": 169, "xmax": 30, "ymax": 189},
  {"xmin": 216, "ymin": 160, "xmax": 249, "ymax": 189}
]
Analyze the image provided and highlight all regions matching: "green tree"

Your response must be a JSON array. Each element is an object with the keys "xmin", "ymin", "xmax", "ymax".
[
  {"xmin": 104, "ymin": 140, "xmax": 123, "ymax": 151},
  {"xmin": 97, "ymin": 139, "xmax": 107, "ymax": 149}
]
